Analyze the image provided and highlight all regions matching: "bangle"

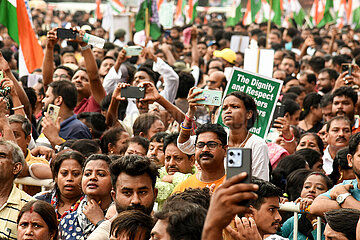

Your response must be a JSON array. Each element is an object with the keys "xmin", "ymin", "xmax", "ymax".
[
  {"xmin": 283, "ymin": 134, "xmax": 295, "ymax": 143},
  {"xmin": 12, "ymin": 105, "xmax": 24, "ymax": 110},
  {"xmin": 180, "ymin": 122, "xmax": 192, "ymax": 131},
  {"xmin": 81, "ymin": 44, "xmax": 91, "ymax": 51},
  {"xmin": 185, "ymin": 113, "xmax": 196, "ymax": 122}
]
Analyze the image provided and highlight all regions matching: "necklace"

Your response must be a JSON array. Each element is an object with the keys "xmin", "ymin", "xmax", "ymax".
[{"xmin": 239, "ymin": 131, "xmax": 250, "ymax": 147}]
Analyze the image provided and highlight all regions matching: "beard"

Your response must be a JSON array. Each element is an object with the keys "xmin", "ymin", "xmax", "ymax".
[
  {"xmin": 115, "ymin": 201, "xmax": 154, "ymax": 215},
  {"xmin": 353, "ymin": 166, "xmax": 360, "ymax": 180}
]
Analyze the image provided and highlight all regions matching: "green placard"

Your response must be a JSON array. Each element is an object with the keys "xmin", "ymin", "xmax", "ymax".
[{"xmin": 217, "ymin": 67, "xmax": 283, "ymax": 139}]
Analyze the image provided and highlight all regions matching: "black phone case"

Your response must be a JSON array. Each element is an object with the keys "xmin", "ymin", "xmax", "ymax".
[
  {"xmin": 121, "ymin": 86, "xmax": 145, "ymax": 99},
  {"xmin": 57, "ymin": 28, "xmax": 77, "ymax": 39}
]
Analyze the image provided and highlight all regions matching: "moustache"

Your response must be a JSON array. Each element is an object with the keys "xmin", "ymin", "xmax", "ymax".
[
  {"xmin": 336, "ymin": 110, "xmax": 345, "ymax": 116},
  {"xmin": 336, "ymin": 136, "xmax": 347, "ymax": 142},
  {"xmin": 128, "ymin": 204, "xmax": 146, "ymax": 212},
  {"xmin": 199, "ymin": 152, "xmax": 214, "ymax": 159},
  {"xmin": 167, "ymin": 166, "xmax": 179, "ymax": 171}
]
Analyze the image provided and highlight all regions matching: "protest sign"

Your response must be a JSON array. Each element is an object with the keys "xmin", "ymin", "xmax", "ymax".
[
  {"xmin": 244, "ymin": 48, "xmax": 274, "ymax": 78},
  {"xmin": 217, "ymin": 67, "xmax": 283, "ymax": 139},
  {"xmin": 230, "ymin": 35, "xmax": 250, "ymax": 53}
]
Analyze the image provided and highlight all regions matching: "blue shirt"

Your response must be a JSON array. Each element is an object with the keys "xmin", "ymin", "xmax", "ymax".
[
  {"xmin": 321, "ymin": 179, "xmax": 360, "ymax": 200},
  {"xmin": 59, "ymin": 114, "xmax": 91, "ymax": 140}
]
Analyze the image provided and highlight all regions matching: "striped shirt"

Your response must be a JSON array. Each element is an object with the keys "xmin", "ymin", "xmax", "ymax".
[{"xmin": 0, "ymin": 185, "xmax": 34, "ymax": 240}]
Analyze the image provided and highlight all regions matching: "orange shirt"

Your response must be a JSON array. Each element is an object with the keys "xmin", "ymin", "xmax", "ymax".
[{"xmin": 172, "ymin": 173, "xmax": 226, "ymax": 194}]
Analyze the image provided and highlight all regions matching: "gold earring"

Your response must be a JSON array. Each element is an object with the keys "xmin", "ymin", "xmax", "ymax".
[{"xmin": 339, "ymin": 172, "xmax": 343, "ymax": 182}]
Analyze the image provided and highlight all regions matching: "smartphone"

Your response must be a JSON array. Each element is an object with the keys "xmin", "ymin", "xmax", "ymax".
[
  {"xmin": 193, "ymin": 89, "xmax": 223, "ymax": 106},
  {"xmin": 0, "ymin": 71, "xmax": 3, "ymax": 81},
  {"xmin": 342, "ymin": 63, "xmax": 352, "ymax": 77},
  {"xmin": 226, "ymin": 148, "xmax": 252, "ymax": 183},
  {"xmin": 47, "ymin": 104, "xmax": 60, "ymax": 123},
  {"xmin": 273, "ymin": 103, "xmax": 285, "ymax": 122},
  {"xmin": 57, "ymin": 28, "xmax": 77, "ymax": 39},
  {"xmin": 164, "ymin": 30, "xmax": 171, "ymax": 39},
  {"xmin": 121, "ymin": 86, "xmax": 145, "ymax": 99},
  {"xmin": 123, "ymin": 46, "xmax": 143, "ymax": 56}
]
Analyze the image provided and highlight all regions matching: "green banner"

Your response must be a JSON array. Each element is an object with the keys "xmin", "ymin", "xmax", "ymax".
[{"xmin": 217, "ymin": 67, "xmax": 283, "ymax": 139}]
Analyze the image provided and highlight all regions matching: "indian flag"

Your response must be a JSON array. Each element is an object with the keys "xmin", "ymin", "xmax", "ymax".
[
  {"xmin": 0, "ymin": 0, "xmax": 44, "ymax": 77},
  {"xmin": 226, "ymin": 0, "xmax": 242, "ymax": 26},
  {"xmin": 243, "ymin": 0, "xmax": 262, "ymax": 25},
  {"xmin": 187, "ymin": 0, "xmax": 198, "ymax": 23},
  {"xmin": 110, "ymin": 0, "xmax": 125, "ymax": 13},
  {"xmin": 175, "ymin": 0, "xmax": 186, "ymax": 26},
  {"xmin": 283, "ymin": 0, "xmax": 305, "ymax": 26},
  {"xmin": 335, "ymin": 0, "xmax": 346, "ymax": 28},
  {"xmin": 310, "ymin": 0, "xmax": 334, "ymax": 27},
  {"xmin": 348, "ymin": 0, "xmax": 360, "ymax": 29}
]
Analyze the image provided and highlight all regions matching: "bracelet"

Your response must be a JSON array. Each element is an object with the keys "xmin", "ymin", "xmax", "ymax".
[
  {"xmin": 185, "ymin": 113, "xmax": 196, "ymax": 122},
  {"xmin": 180, "ymin": 122, "xmax": 192, "ymax": 131},
  {"xmin": 81, "ymin": 44, "xmax": 91, "ymax": 51},
  {"xmin": 12, "ymin": 105, "xmax": 24, "ymax": 110},
  {"xmin": 95, "ymin": 219, "xmax": 105, "ymax": 228},
  {"xmin": 283, "ymin": 134, "xmax": 295, "ymax": 143}
]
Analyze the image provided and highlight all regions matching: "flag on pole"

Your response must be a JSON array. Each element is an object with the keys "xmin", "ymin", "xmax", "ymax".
[
  {"xmin": 187, "ymin": 0, "xmax": 198, "ymax": 23},
  {"xmin": 348, "ymin": 0, "xmax": 360, "ymax": 29},
  {"xmin": 0, "ymin": 0, "xmax": 44, "ymax": 77},
  {"xmin": 335, "ymin": 0, "xmax": 346, "ymax": 28},
  {"xmin": 226, "ymin": 0, "xmax": 242, "ymax": 26},
  {"xmin": 175, "ymin": 0, "xmax": 186, "ymax": 26},
  {"xmin": 310, "ymin": 0, "xmax": 334, "ymax": 27},
  {"xmin": 135, "ymin": 0, "xmax": 161, "ymax": 40},
  {"xmin": 243, "ymin": 0, "xmax": 262, "ymax": 25}
]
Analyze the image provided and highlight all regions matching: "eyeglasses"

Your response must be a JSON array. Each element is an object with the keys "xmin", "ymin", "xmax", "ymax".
[
  {"xmin": 195, "ymin": 141, "xmax": 221, "ymax": 150},
  {"xmin": 53, "ymin": 74, "xmax": 70, "ymax": 80}
]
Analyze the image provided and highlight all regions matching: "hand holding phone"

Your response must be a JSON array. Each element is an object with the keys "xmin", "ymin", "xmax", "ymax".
[
  {"xmin": 121, "ymin": 86, "xmax": 145, "ymax": 99},
  {"xmin": 47, "ymin": 104, "xmax": 60, "ymax": 123},
  {"xmin": 193, "ymin": 89, "xmax": 222, "ymax": 106},
  {"xmin": 123, "ymin": 46, "xmax": 143, "ymax": 56},
  {"xmin": 56, "ymin": 28, "xmax": 77, "ymax": 39},
  {"xmin": 342, "ymin": 63, "xmax": 352, "ymax": 77}
]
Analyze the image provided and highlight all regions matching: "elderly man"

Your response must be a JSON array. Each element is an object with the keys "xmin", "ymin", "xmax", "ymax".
[{"xmin": 0, "ymin": 140, "xmax": 34, "ymax": 239}]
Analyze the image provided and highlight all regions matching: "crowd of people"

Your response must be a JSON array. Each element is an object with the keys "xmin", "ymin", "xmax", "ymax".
[{"xmin": 1, "ymin": 5, "xmax": 360, "ymax": 240}]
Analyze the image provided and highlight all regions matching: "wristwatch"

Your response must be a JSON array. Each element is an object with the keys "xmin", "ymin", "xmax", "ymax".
[{"xmin": 336, "ymin": 192, "xmax": 351, "ymax": 206}]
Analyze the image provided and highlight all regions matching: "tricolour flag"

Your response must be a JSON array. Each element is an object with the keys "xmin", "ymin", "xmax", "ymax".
[
  {"xmin": 226, "ymin": 0, "xmax": 242, "ymax": 26},
  {"xmin": 0, "ymin": 0, "xmax": 44, "ymax": 77},
  {"xmin": 310, "ymin": 0, "xmax": 334, "ymax": 27},
  {"xmin": 348, "ymin": 0, "xmax": 360, "ymax": 29},
  {"xmin": 243, "ymin": 0, "xmax": 262, "ymax": 25},
  {"xmin": 135, "ymin": 0, "xmax": 161, "ymax": 40},
  {"xmin": 187, "ymin": 0, "xmax": 198, "ymax": 23},
  {"xmin": 109, "ymin": 0, "xmax": 125, "ymax": 14},
  {"xmin": 175, "ymin": 0, "xmax": 186, "ymax": 26}
]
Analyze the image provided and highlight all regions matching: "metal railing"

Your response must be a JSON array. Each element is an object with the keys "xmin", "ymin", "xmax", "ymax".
[
  {"xmin": 280, "ymin": 202, "xmax": 322, "ymax": 240},
  {"xmin": 15, "ymin": 177, "xmax": 53, "ymax": 192}
]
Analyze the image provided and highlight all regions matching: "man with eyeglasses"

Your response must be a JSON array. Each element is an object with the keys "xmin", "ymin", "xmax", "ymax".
[{"xmin": 172, "ymin": 123, "xmax": 227, "ymax": 193}]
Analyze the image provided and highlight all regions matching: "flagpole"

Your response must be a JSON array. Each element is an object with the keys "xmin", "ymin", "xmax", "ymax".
[
  {"xmin": 266, "ymin": 0, "xmax": 273, "ymax": 49},
  {"xmin": 145, "ymin": 0, "xmax": 150, "ymax": 39}
]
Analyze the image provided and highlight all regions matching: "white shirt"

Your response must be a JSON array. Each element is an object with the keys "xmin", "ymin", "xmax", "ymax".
[{"xmin": 323, "ymin": 146, "xmax": 334, "ymax": 175}]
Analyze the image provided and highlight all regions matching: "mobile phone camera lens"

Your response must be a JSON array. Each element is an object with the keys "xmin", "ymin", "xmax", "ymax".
[{"xmin": 229, "ymin": 159, "xmax": 234, "ymax": 164}]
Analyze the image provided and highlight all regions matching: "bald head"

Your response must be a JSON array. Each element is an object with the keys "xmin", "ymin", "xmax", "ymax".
[{"xmin": 207, "ymin": 71, "xmax": 226, "ymax": 90}]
